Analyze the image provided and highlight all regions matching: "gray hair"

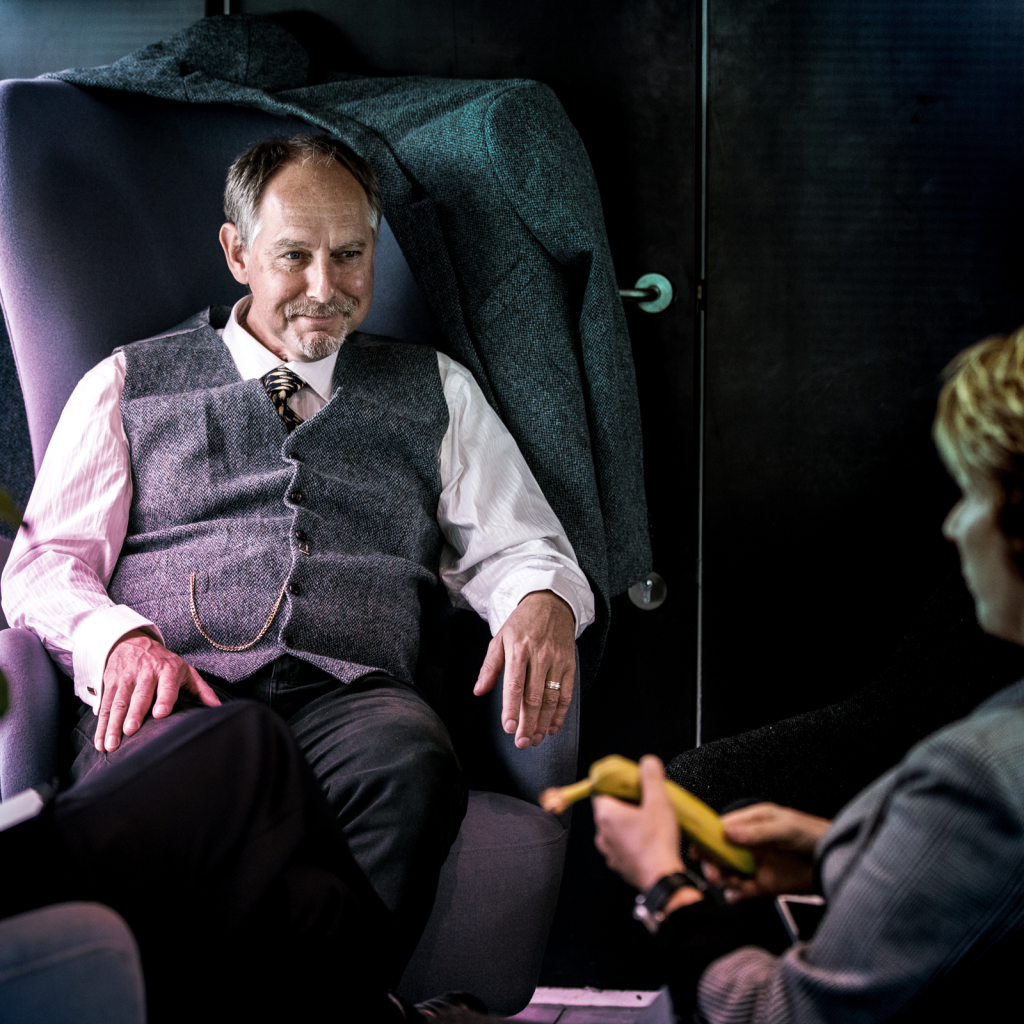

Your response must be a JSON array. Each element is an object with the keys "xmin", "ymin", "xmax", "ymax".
[{"xmin": 224, "ymin": 133, "xmax": 382, "ymax": 249}]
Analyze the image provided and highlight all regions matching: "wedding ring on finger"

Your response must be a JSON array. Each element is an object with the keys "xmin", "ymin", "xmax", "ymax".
[{"xmin": 545, "ymin": 680, "xmax": 562, "ymax": 691}]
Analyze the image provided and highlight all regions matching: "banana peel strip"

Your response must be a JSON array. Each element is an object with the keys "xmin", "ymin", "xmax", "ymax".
[{"xmin": 540, "ymin": 754, "xmax": 756, "ymax": 876}]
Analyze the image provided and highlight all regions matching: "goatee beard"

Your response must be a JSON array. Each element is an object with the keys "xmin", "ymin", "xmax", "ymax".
[
  {"xmin": 285, "ymin": 297, "xmax": 356, "ymax": 360},
  {"xmin": 295, "ymin": 330, "xmax": 348, "ymax": 360}
]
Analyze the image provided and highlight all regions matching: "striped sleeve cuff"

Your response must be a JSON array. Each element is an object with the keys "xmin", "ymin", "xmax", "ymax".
[
  {"xmin": 484, "ymin": 567, "xmax": 596, "ymax": 639},
  {"xmin": 71, "ymin": 605, "xmax": 164, "ymax": 712}
]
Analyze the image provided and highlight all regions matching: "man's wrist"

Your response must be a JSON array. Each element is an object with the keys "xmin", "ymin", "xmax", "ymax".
[
  {"xmin": 519, "ymin": 588, "xmax": 573, "ymax": 615},
  {"xmin": 114, "ymin": 627, "xmax": 160, "ymax": 647},
  {"xmin": 488, "ymin": 569, "xmax": 591, "ymax": 638},
  {"xmin": 72, "ymin": 605, "xmax": 163, "ymax": 712}
]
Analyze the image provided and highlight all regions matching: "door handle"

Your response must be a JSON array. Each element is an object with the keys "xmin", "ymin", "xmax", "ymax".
[{"xmin": 619, "ymin": 273, "xmax": 673, "ymax": 314}]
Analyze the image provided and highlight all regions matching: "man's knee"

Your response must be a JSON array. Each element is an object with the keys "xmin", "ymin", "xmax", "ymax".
[
  {"xmin": 361, "ymin": 697, "xmax": 464, "ymax": 821},
  {"xmin": 69, "ymin": 699, "xmax": 295, "ymax": 809},
  {"xmin": 386, "ymin": 698, "xmax": 460, "ymax": 773},
  {"xmin": 301, "ymin": 683, "xmax": 466, "ymax": 836}
]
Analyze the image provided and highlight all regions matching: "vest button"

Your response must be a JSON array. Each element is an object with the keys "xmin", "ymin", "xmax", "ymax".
[
  {"xmin": 283, "ymin": 634, "xmax": 294, "ymax": 648},
  {"xmin": 289, "ymin": 452, "xmax": 304, "ymax": 463},
  {"xmin": 294, "ymin": 529, "xmax": 307, "ymax": 542},
  {"xmin": 286, "ymin": 582, "xmax": 300, "ymax": 596},
  {"xmin": 289, "ymin": 490, "xmax": 304, "ymax": 504}
]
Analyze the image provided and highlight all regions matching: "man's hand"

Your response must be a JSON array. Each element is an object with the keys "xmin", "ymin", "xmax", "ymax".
[
  {"xmin": 698, "ymin": 802, "xmax": 831, "ymax": 903},
  {"xmin": 474, "ymin": 589, "xmax": 576, "ymax": 750},
  {"xmin": 593, "ymin": 756, "xmax": 704, "ymax": 909},
  {"xmin": 96, "ymin": 629, "xmax": 221, "ymax": 752}
]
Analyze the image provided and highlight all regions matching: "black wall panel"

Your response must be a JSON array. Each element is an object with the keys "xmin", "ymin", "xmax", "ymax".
[
  {"xmin": 0, "ymin": 1, "xmax": 204, "ymax": 79},
  {"xmin": 701, "ymin": 0, "xmax": 1024, "ymax": 742}
]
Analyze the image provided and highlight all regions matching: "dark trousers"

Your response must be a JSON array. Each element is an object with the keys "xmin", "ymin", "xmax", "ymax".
[
  {"xmin": 15, "ymin": 701, "xmax": 397, "ymax": 1022},
  {"xmin": 71, "ymin": 657, "xmax": 467, "ymax": 968}
]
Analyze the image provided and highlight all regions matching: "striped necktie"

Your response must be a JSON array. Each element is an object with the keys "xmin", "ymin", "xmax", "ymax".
[{"xmin": 262, "ymin": 366, "xmax": 304, "ymax": 432}]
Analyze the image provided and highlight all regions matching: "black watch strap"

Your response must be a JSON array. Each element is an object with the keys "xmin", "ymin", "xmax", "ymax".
[{"xmin": 633, "ymin": 869, "xmax": 704, "ymax": 933}]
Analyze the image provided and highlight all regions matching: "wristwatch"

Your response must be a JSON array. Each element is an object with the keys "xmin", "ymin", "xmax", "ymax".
[{"xmin": 633, "ymin": 868, "xmax": 704, "ymax": 933}]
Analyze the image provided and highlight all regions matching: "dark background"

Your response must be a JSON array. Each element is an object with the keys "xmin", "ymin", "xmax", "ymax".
[
  {"xmin": 701, "ymin": 0, "xmax": 1024, "ymax": 746},
  {"xmin": 2, "ymin": 0, "xmax": 1023, "ymax": 991}
]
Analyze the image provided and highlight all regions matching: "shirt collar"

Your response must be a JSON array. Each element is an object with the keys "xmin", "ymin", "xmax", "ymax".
[{"xmin": 220, "ymin": 297, "xmax": 339, "ymax": 402}]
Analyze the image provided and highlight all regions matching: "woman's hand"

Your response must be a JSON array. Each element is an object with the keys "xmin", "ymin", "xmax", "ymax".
[
  {"xmin": 593, "ymin": 755, "xmax": 703, "ymax": 910},
  {"xmin": 699, "ymin": 802, "xmax": 831, "ymax": 902}
]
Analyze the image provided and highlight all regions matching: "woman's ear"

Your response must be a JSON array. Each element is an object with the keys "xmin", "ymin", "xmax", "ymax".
[{"xmin": 998, "ymin": 482, "xmax": 1024, "ymax": 572}]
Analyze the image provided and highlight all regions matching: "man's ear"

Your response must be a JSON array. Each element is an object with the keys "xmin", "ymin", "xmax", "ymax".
[{"xmin": 219, "ymin": 222, "xmax": 249, "ymax": 285}]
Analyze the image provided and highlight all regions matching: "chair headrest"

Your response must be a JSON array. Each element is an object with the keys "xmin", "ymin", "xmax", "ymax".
[{"xmin": 0, "ymin": 79, "xmax": 440, "ymax": 469}]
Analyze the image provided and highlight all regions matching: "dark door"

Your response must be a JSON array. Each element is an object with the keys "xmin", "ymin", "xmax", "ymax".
[{"xmin": 701, "ymin": 0, "xmax": 1024, "ymax": 748}]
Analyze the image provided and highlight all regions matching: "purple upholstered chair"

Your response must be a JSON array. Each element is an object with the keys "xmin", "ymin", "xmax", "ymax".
[{"xmin": 0, "ymin": 79, "xmax": 578, "ymax": 1014}]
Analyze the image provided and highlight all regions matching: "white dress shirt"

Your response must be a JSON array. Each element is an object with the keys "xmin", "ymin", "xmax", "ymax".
[{"xmin": 2, "ymin": 298, "xmax": 595, "ymax": 711}]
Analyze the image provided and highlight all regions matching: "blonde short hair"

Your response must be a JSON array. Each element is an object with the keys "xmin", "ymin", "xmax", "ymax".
[{"xmin": 935, "ymin": 326, "xmax": 1024, "ymax": 563}]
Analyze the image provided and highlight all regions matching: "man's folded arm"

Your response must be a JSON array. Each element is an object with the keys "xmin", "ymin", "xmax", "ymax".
[
  {"xmin": 0, "ymin": 352, "xmax": 162, "ymax": 712},
  {"xmin": 434, "ymin": 351, "xmax": 595, "ymax": 635}
]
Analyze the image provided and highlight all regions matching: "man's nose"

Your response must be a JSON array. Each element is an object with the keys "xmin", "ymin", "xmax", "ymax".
[{"xmin": 305, "ymin": 254, "xmax": 335, "ymax": 302}]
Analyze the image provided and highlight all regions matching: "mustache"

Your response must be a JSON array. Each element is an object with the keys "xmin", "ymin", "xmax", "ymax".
[{"xmin": 284, "ymin": 297, "xmax": 355, "ymax": 322}]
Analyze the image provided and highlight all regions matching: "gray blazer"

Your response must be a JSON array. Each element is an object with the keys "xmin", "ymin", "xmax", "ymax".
[{"xmin": 697, "ymin": 679, "xmax": 1024, "ymax": 1023}]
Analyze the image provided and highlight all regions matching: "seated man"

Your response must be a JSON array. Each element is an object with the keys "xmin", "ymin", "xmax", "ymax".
[
  {"xmin": 592, "ymin": 327, "xmax": 1024, "ymax": 1022},
  {"xmin": 2, "ymin": 133, "xmax": 594, "ymax": 961}
]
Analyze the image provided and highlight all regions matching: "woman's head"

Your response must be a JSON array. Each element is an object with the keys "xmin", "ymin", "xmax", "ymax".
[{"xmin": 936, "ymin": 327, "xmax": 1024, "ymax": 642}]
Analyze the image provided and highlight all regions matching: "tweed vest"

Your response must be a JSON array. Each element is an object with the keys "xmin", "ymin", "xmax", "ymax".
[{"xmin": 107, "ymin": 307, "xmax": 449, "ymax": 684}]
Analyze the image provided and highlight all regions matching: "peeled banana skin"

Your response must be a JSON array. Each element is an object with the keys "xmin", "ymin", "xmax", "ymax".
[{"xmin": 540, "ymin": 754, "xmax": 756, "ymax": 876}]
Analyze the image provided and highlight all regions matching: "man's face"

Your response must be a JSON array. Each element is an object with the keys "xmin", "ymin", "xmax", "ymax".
[{"xmin": 219, "ymin": 157, "xmax": 375, "ymax": 362}]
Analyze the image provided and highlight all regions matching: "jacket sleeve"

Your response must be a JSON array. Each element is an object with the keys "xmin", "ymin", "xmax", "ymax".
[{"xmin": 693, "ymin": 711, "xmax": 1024, "ymax": 1024}]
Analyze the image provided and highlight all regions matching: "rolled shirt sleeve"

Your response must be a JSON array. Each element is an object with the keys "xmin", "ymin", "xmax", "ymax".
[
  {"xmin": 0, "ymin": 353, "xmax": 161, "ymax": 712},
  {"xmin": 435, "ymin": 352, "xmax": 595, "ymax": 638}
]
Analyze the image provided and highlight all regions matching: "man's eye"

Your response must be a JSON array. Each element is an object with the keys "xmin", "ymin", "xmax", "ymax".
[{"xmin": 283, "ymin": 251, "xmax": 305, "ymax": 260}]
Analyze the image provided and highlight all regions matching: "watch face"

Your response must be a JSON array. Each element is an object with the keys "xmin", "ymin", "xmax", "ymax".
[
  {"xmin": 633, "ymin": 872, "xmax": 691, "ymax": 934},
  {"xmin": 633, "ymin": 898, "xmax": 663, "ymax": 933}
]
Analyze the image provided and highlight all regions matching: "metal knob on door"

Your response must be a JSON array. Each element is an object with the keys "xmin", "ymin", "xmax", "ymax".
[
  {"xmin": 618, "ymin": 273, "xmax": 674, "ymax": 314},
  {"xmin": 628, "ymin": 571, "xmax": 668, "ymax": 610}
]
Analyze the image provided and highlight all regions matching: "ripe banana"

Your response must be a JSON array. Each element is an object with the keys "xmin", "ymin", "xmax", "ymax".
[{"xmin": 539, "ymin": 754, "xmax": 756, "ymax": 876}]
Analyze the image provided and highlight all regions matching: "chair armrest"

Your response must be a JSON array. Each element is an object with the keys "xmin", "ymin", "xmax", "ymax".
[{"xmin": 0, "ymin": 627, "xmax": 61, "ymax": 798}]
